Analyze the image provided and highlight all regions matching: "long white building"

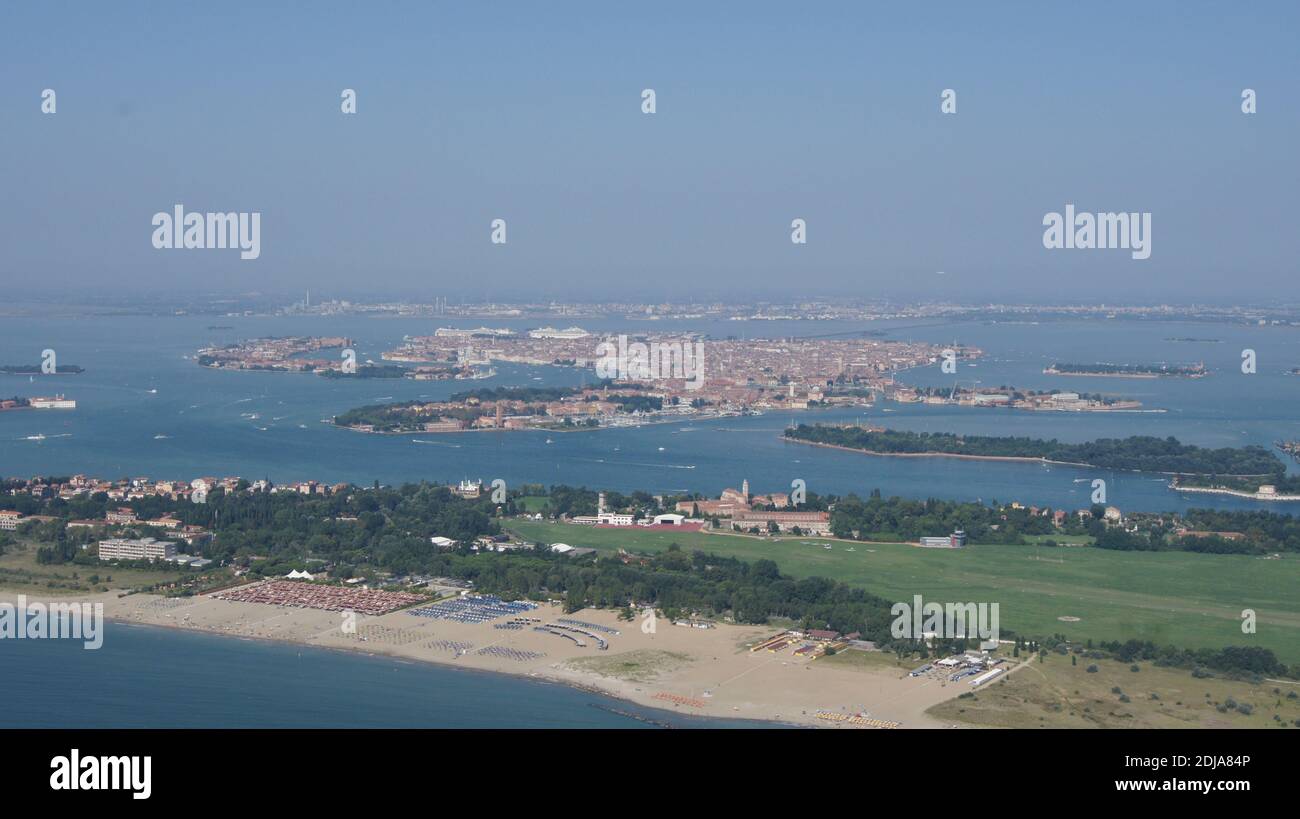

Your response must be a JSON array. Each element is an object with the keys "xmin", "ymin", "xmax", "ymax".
[{"xmin": 97, "ymin": 537, "xmax": 177, "ymax": 561}]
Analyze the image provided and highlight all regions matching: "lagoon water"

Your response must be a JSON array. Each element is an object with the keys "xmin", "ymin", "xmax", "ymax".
[
  {"xmin": 0, "ymin": 620, "xmax": 760, "ymax": 728},
  {"xmin": 1, "ymin": 313, "xmax": 1296, "ymax": 514},
  {"xmin": 1, "ymin": 312, "xmax": 1297, "ymax": 728}
]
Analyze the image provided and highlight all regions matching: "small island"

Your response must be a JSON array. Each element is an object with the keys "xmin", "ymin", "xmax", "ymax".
[
  {"xmin": 1044, "ymin": 362, "xmax": 1207, "ymax": 378},
  {"xmin": 783, "ymin": 424, "xmax": 1285, "ymax": 476},
  {"xmin": 196, "ymin": 336, "xmax": 487, "ymax": 380},
  {"xmin": 0, "ymin": 395, "xmax": 77, "ymax": 411},
  {"xmin": 892, "ymin": 385, "xmax": 1150, "ymax": 412},
  {"xmin": 334, "ymin": 383, "xmax": 730, "ymax": 433}
]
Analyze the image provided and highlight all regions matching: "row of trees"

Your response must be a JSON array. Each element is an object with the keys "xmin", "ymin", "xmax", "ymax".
[{"xmin": 432, "ymin": 545, "xmax": 898, "ymax": 638}]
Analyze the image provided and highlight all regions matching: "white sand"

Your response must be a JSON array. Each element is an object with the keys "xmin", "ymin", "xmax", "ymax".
[{"xmin": 2, "ymin": 588, "xmax": 973, "ymax": 728}]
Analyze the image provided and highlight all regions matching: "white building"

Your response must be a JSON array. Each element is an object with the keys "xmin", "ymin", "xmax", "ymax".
[
  {"xmin": 453, "ymin": 479, "xmax": 482, "ymax": 498},
  {"xmin": 528, "ymin": 326, "xmax": 589, "ymax": 340},
  {"xmin": 97, "ymin": 537, "xmax": 177, "ymax": 561},
  {"xmin": 29, "ymin": 395, "xmax": 76, "ymax": 409},
  {"xmin": 919, "ymin": 536, "xmax": 954, "ymax": 548}
]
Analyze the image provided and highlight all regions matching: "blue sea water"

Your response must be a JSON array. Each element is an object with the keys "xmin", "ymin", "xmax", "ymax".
[
  {"xmin": 0, "ymin": 620, "xmax": 763, "ymax": 728},
  {"xmin": 0, "ymin": 313, "xmax": 1296, "ymax": 514}
]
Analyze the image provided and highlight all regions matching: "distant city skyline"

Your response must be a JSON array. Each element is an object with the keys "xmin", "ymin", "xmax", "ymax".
[{"xmin": 3, "ymin": 2, "xmax": 1298, "ymax": 302}]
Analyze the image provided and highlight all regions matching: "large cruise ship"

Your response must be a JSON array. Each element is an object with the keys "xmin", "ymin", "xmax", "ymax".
[{"xmin": 28, "ymin": 395, "xmax": 77, "ymax": 409}]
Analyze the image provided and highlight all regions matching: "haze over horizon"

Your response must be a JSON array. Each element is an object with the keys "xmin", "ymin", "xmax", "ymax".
[{"xmin": 3, "ymin": 1, "xmax": 1297, "ymax": 303}]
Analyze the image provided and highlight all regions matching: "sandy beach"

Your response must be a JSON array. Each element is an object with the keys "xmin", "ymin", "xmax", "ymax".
[{"xmin": 0, "ymin": 587, "xmax": 976, "ymax": 728}]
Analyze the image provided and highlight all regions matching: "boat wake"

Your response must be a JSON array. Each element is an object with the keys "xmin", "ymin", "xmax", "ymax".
[{"xmin": 572, "ymin": 457, "xmax": 695, "ymax": 470}]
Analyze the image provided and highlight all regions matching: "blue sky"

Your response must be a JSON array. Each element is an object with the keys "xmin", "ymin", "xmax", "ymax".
[{"xmin": 1, "ymin": 1, "xmax": 1297, "ymax": 303}]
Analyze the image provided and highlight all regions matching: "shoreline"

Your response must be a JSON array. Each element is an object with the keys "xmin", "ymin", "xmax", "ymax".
[
  {"xmin": 1171, "ymin": 484, "xmax": 1300, "ymax": 502},
  {"xmin": 1, "ymin": 589, "xmax": 961, "ymax": 729},
  {"xmin": 1042, "ymin": 369, "xmax": 1208, "ymax": 379},
  {"xmin": 105, "ymin": 615, "xmax": 787, "ymax": 729},
  {"xmin": 782, "ymin": 436, "xmax": 1091, "ymax": 467},
  {"xmin": 781, "ymin": 437, "xmax": 1282, "ymax": 482},
  {"xmin": 332, "ymin": 411, "xmax": 747, "ymax": 436}
]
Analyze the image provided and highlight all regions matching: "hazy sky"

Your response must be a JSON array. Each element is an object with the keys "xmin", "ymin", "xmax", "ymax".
[{"xmin": 2, "ymin": 1, "xmax": 1297, "ymax": 303}]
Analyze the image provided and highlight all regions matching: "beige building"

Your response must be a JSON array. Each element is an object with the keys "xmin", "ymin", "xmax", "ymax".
[{"xmin": 97, "ymin": 537, "xmax": 177, "ymax": 561}]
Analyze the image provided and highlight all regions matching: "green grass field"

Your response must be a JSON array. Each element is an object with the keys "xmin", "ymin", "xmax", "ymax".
[
  {"xmin": 0, "ymin": 540, "xmax": 188, "ymax": 595},
  {"xmin": 507, "ymin": 520, "xmax": 1300, "ymax": 665},
  {"xmin": 516, "ymin": 495, "xmax": 551, "ymax": 513}
]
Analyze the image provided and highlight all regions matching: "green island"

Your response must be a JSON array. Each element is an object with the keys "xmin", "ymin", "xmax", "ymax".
[
  {"xmin": 334, "ymin": 382, "xmax": 664, "ymax": 432},
  {"xmin": 783, "ymin": 424, "xmax": 1285, "ymax": 476}
]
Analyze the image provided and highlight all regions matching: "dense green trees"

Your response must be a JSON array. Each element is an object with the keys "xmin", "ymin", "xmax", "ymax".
[
  {"xmin": 1100, "ymin": 640, "xmax": 1286, "ymax": 678},
  {"xmin": 829, "ymin": 494, "xmax": 1055, "ymax": 544},
  {"xmin": 786, "ymin": 425, "xmax": 1284, "ymax": 476},
  {"xmin": 434, "ymin": 544, "xmax": 898, "ymax": 638}
]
